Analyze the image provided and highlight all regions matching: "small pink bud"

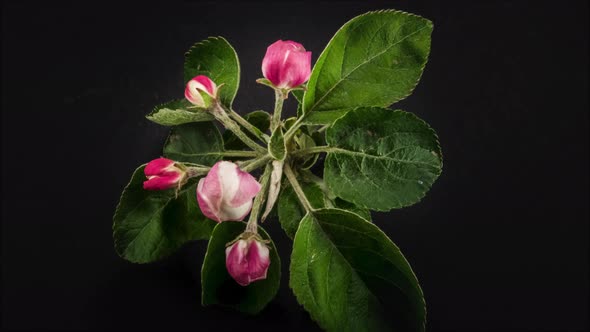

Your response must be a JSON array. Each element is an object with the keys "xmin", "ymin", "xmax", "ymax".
[
  {"xmin": 197, "ymin": 161, "xmax": 261, "ymax": 222},
  {"xmin": 143, "ymin": 158, "xmax": 186, "ymax": 190},
  {"xmin": 184, "ymin": 75, "xmax": 218, "ymax": 107},
  {"xmin": 261, "ymin": 40, "xmax": 312, "ymax": 89},
  {"xmin": 225, "ymin": 237, "xmax": 270, "ymax": 286}
]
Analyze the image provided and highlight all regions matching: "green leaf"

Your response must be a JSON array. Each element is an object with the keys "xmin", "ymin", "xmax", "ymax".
[
  {"xmin": 291, "ymin": 89, "xmax": 304, "ymax": 103},
  {"xmin": 184, "ymin": 37, "xmax": 240, "ymax": 108},
  {"xmin": 333, "ymin": 198, "xmax": 371, "ymax": 221},
  {"xmin": 201, "ymin": 222, "xmax": 280, "ymax": 314},
  {"xmin": 294, "ymin": 133, "xmax": 320, "ymax": 170},
  {"xmin": 290, "ymin": 209, "xmax": 426, "ymax": 332},
  {"xmin": 146, "ymin": 99, "xmax": 214, "ymax": 126},
  {"xmin": 303, "ymin": 10, "xmax": 432, "ymax": 114},
  {"xmin": 163, "ymin": 122, "xmax": 224, "ymax": 166},
  {"xmin": 223, "ymin": 111, "xmax": 270, "ymax": 151},
  {"xmin": 113, "ymin": 165, "xmax": 216, "ymax": 263},
  {"xmin": 277, "ymin": 181, "xmax": 325, "ymax": 239},
  {"xmin": 325, "ymin": 107, "xmax": 442, "ymax": 211},
  {"xmin": 268, "ymin": 128, "xmax": 286, "ymax": 161},
  {"xmin": 277, "ymin": 180, "xmax": 370, "ymax": 239},
  {"xmin": 301, "ymin": 109, "xmax": 349, "ymax": 125}
]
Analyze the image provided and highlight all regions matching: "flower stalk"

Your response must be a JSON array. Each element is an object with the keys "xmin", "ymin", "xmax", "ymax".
[
  {"xmin": 227, "ymin": 108, "xmax": 270, "ymax": 143},
  {"xmin": 211, "ymin": 103, "xmax": 267, "ymax": 154},
  {"xmin": 283, "ymin": 162, "xmax": 314, "ymax": 213},
  {"xmin": 240, "ymin": 154, "xmax": 273, "ymax": 173},
  {"xmin": 271, "ymin": 89, "xmax": 285, "ymax": 132},
  {"xmin": 245, "ymin": 164, "xmax": 273, "ymax": 233}
]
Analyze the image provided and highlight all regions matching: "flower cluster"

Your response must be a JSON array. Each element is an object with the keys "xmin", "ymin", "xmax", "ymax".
[{"xmin": 143, "ymin": 40, "xmax": 311, "ymax": 286}]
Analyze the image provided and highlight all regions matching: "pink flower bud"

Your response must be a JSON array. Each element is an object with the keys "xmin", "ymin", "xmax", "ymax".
[
  {"xmin": 261, "ymin": 40, "xmax": 312, "ymax": 89},
  {"xmin": 197, "ymin": 161, "xmax": 261, "ymax": 222},
  {"xmin": 143, "ymin": 158, "xmax": 186, "ymax": 190},
  {"xmin": 225, "ymin": 237, "xmax": 270, "ymax": 286},
  {"xmin": 184, "ymin": 75, "xmax": 218, "ymax": 107}
]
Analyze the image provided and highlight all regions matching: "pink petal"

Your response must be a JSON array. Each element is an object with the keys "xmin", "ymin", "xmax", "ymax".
[
  {"xmin": 225, "ymin": 240, "xmax": 251, "ymax": 286},
  {"xmin": 230, "ymin": 167, "xmax": 262, "ymax": 207},
  {"xmin": 145, "ymin": 158, "xmax": 175, "ymax": 176},
  {"xmin": 143, "ymin": 173, "xmax": 181, "ymax": 190},
  {"xmin": 192, "ymin": 75, "xmax": 217, "ymax": 96},
  {"xmin": 282, "ymin": 40, "xmax": 306, "ymax": 52},
  {"xmin": 245, "ymin": 240, "xmax": 270, "ymax": 283},
  {"xmin": 281, "ymin": 50, "xmax": 312, "ymax": 88},
  {"xmin": 219, "ymin": 200, "xmax": 253, "ymax": 222},
  {"xmin": 225, "ymin": 239, "xmax": 270, "ymax": 286},
  {"xmin": 196, "ymin": 164, "xmax": 223, "ymax": 221},
  {"xmin": 185, "ymin": 81, "xmax": 206, "ymax": 107},
  {"xmin": 197, "ymin": 178, "xmax": 221, "ymax": 222},
  {"xmin": 261, "ymin": 40, "xmax": 311, "ymax": 89}
]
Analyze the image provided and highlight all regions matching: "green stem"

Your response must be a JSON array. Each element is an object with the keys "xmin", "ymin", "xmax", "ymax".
[
  {"xmin": 271, "ymin": 89, "xmax": 285, "ymax": 131},
  {"xmin": 246, "ymin": 164, "xmax": 272, "ymax": 233},
  {"xmin": 241, "ymin": 154, "xmax": 272, "ymax": 173},
  {"xmin": 283, "ymin": 115, "xmax": 305, "ymax": 142},
  {"xmin": 301, "ymin": 169, "xmax": 335, "ymax": 201},
  {"xmin": 220, "ymin": 150, "xmax": 260, "ymax": 158},
  {"xmin": 211, "ymin": 103, "xmax": 266, "ymax": 154},
  {"xmin": 186, "ymin": 166, "xmax": 210, "ymax": 178},
  {"xmin": 228, "ymin": 109, "xmax": 270, "ymax": 143},
  {"xmin": 291, "ymin": 145, "xmax": 332, "ymax": 157},
  {"xmin": 283, "ymin": 163, "xmax": 314, "ymax": 213}
]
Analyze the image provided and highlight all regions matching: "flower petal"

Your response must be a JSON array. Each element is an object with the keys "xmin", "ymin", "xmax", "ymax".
[
  {"xmin": 218, "ymin": 200, "xmax": 253, "ymax": 221},
  {"xmin": 197, "ymin": 177, "xmax": 221, "ymax": 222},
  {"xmin": 261, "ymin": 40, "xmax": 311, "ymax": 89},
  {"xmin": 229, "ymin": 167, "xmax": 262, "ymax": 207},
  {"xmin": 143, "ymin": 173, "xmax": 181, "ymax": 190},
  {"xmin": 196, "ymin": 163, "xmax": 224, "ymax": 221},
  {"xmin": 185, "ymin": 80, "xmax": 206, "ymax": 107},
  {"xmin": 245, "ymin": 240, "xmax": 270, "ymax": 283},
  {"xmin": 225, "ymin": 240, "xmax": 251, "ymax": 286},
  {"xmin": 192, "ymin": 75, "xmax": 217, "ymax": 96},
  {"xmin": 144, "ymin": 157, "xmax": 175, "ymax": 176}
]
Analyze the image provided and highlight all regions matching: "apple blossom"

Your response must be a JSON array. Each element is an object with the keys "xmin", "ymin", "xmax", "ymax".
[
  {"xmin": 143, "ymin": 157, "xmax": 186, "ymax": 190},
  {"xmin": 197, "ymin": 161, "xmax": 261, "ymax": 222},
  {"xmin": 184, "ymin": 75, "xmax": 218, "ymax": 108},
  {"xmin": 261, "ymin": 40, "xmax": 312, "ymax": 89},
  {"xmin": 225, "ymin": 237, "xmax": 270, "ymax": 286}
]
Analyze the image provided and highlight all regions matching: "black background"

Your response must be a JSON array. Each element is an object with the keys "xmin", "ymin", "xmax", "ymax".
[{"xmin": 1, "ymin": 1, "xmax": 588, "ymax": 331}]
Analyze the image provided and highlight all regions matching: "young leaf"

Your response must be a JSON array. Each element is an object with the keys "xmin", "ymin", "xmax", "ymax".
[
  {"xmin": 290, "ymin": 209, "xmax": 426, "ymax": 332},
  {"xmin": 113, "ymin": 165, "xmax": 216, "ymax": 263},
  {"xmin": 163, "ymin": 122, "xmax": 224, "ymax": 166},
  {"xmin": 223, "ymin": 110, "xmax": 270, "ymax": 151},
  {"xmin": 201, "ymin": 222, "xmax": 280, "ymax": 314},
  {"xmin": 268, "ymin": 128, "xmax": 286, "ymax": 161},
  {"xmin": 325, "ymin": 107, "xmax": 442, "ymax": 211},
  {"xmin": 184, "ymin": 36, "xmax": 240, "ymax": 108},
  {"xmin": 291, "ymin": 89, "xmax": 304, "ymax": 104},
  {"xmin": 146, "ymin": 99, "xmax": 214, "ymax": 126},
  {"xmin": 303, "ymin": 10, "xmax": 432, "ymax": 115},
  {"xmin": 294, "ymin": 133, "xmax": 319, "ymax": 170},
  {"xmin": 278, "ymin": 181, "xmax": 370, "ymax": 239}
]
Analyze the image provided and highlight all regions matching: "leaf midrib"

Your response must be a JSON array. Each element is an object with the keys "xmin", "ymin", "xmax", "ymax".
[
  {"xmin": 306, "ymin": 23, "xmax": 429, "ymax": 114},
  {"xmin": 328, "ymin": 147, "xmax": 440, "ymax": 167}
]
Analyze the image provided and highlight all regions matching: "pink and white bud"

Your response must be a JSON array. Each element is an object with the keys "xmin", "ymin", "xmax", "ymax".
[
  {"xmin": 196, "ymin": 161, "xmax": 261, "ymax": 222},
  {"xmin": 225, "ymin": 237, "xmax": 270, "ymax": 286},
  {"xmin": 261, "ymin": 40, "xmax": 312, "ymax": 89},
  {"xmin": 184, "ymin": 75, "xmax": 218, "ymax": 107},
  {"xmin": 143, "ymin": 157, "xmax": 186, "ymax": 190}
]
